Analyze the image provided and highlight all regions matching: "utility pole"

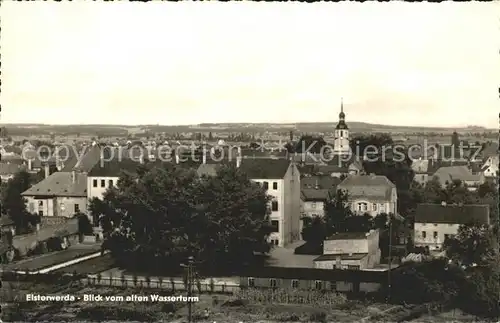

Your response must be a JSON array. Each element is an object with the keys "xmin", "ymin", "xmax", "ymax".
[
  {"xmin": 387, "ymin": 215, "xmax": 393, "ymax": 303},
  {"xmin": 181, "ymin": 256, "xmax": 195, "ymax": 323}
]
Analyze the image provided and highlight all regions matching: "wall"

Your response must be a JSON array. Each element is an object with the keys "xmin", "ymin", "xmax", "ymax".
[
  {"xmin": 87, "ymin": 176, "xmax": 119, "ymax": 200},
  {"xmin": 302, "ymin": 201, "xmax": 325, "ymax": 218},
  {"xmin": 347, "ymin": 187, "xmax": 397, "ymax": 217},
  {"xmin": 314, "ymin": 258, "xmax": 366, "ymax": 270},
  {"xmin": 25, "ymin": 196, "xmax": 86, "ymax": 217},
  {"xmin": 414, "ymin": 222, "xmax": 459, "ymax": 250},
  {"xmin": 254, "ymin": 178, "xmax": 284, "ymax": 246},
  {"xmin": 324, "ymin": 238, "xmax": 368, "ymax": 255},
  {"xmin": 286, "ymin": 162, "xmax": 301, "ymax": 245},
  {"xmin": 253, "ymin": 163, "xmax": 300, "ymax": 247}
]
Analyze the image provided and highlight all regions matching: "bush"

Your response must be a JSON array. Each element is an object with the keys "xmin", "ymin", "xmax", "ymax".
[
  {"xmin": 77, "ymin": 306, "xmax": 158, "ymax": 322},
  {"xmin": 309, "ymin": 311, "xmax": 327, "ymax": 322}
]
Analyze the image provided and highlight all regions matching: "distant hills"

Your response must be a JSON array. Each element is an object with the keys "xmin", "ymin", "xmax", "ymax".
[{"xmin": 0, "ymin": 122, "xmax": 495, "ymax": 137}]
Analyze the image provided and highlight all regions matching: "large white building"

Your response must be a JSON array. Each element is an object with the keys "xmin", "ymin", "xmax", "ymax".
[
  {"xmin": 237, "ymin": 158, "xmax": 302, "ymax": 247},
  {"xmin": 337, "ymin": 174, "xmax": 397, "ymax": 217},
  {"xmin": 414, "ymin": 203, "xmax": 490, "ymax": 251}
]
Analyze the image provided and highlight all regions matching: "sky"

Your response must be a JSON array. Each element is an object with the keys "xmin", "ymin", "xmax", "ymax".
[{"xmin": 2, "ymin": 2, "xmax": 499, "ymax": 128}]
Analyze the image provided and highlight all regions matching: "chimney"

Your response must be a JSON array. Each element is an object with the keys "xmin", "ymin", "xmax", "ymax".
[
  {"xmin": 27, "ymin": 159, "xmax": 32, "ymax": 171},
  {"xmin": 202, "ymin": 153, "xmax": 206, "ymax": 164},
  {"xmin": 44, "ymin": 164, "xmax": 50, "ymax": 179},
  {"xmin": 71, "ymin": 170, "xmax": 76, "ymax": 183},
  {"xmin": 175, "ymin": 153, "xmax": 180, "ymax": 164}
]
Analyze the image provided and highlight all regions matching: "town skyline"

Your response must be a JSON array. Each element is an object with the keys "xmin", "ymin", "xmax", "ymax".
[{"xmin": 2, "ymin": 2, "xmax": 499, "ymax": 128}]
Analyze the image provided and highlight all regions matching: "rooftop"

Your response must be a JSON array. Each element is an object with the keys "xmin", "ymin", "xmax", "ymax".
[
  {"xmin": 433, "ymin": 165, "xmax": 483, "ymax": 184},
  {"xmin": 314, "ymin": 253, "xmax": 368, "ymax": 262},
  {"xmin": 238, "ymin": 158, "xmax": 291, "ymax": 179},
  {"xmin": 326, "ymin": 231, "xmax": 371, "ymax": 240},
  {"xmin": 337, "ymin": 174, "xmax": 395, "ymax": 200},
  {"xmin": 21, "ymin": 171, "xmax": 87, "ymax": 197},
  {"xmin": 301, "ymin": 188, "xmax": 331, "ymax": 201},
  {"xmin": 415, "ymin": 203, "xmax": 490, "ymax": 225}
]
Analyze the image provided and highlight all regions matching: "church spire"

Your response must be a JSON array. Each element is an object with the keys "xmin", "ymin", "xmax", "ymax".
[{"xmin": 339, "ymin": 97, "xmax": 345, "ymax": 120}]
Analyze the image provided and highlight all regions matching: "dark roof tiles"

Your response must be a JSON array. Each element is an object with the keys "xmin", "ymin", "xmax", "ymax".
[
  {"xmin": 21, "ymin": 172, "xmax": 87, "ymax": 197},
  {"xmin": 415, "ymin": 203, "xmax": 490, "ymax": 225},
  {"xmin": 238, "ymin": 158, "xmax": 291, "ymax": 179}
]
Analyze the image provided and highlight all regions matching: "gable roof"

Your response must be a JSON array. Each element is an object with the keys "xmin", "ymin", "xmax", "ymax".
[
  {"xmin": 301, "ymin": 188, "xmax": 331, "ymax": 201},
  {"xmin": 238, "ymin": 158, "xmax": 291, "ymax": 179},
  {"xmin": 21, "ymin": 171, "xmax": 87, "ymax": 197},
  {"xmin": 415, "ymin": 203, "xmax": 490, "ymax": 225},
  {"xmin": 433, "ymin": 165, "xmax": 482, "ymax": 184},
  {"xmin": 337, "ymin": 174, "xmax": 395, "ymax": 200},
  {"xmin": 88, "ymin": 158, "xmax": 144, "ymax": 177},
  {"xmin": 301, "ymin": 175, "xmax": 341, "ymax": 190}
]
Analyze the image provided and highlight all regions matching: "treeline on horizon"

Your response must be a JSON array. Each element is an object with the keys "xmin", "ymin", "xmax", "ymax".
[{"xmin": 0, "ymin": 124, "xmax": 495, "ymax": 139}]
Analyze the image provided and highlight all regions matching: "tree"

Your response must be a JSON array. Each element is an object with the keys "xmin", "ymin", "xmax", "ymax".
[
  {"xmin": 323, "ymin": 189, "xmax": 354, "ymax": 234},
  {"xmin": 350, "ymin": 133, "xmax": 393, "ymax": 157},
  {"xmin": 444, "ymin": 224, "xmax": 500, "ymax": 267},
  {"xmin": 295, "ymin": 135, "xmax": 327, "ymax": 154},
  {"xmin": 389, "ymin": 259, "xmax": 466, "ymax": 305},
  {"xmin": 301, "ymin": 216, "xmax": 327, "ymax": 245},
  {"xmin": 95, "ymin": 164, "xmax": 272, "ymax": 274},
  {"xmin": 457, "ymin": 266, "xmax": 500, "ymax": 318},
  {"xmin": 1, "ymin": 170, "xmax": 36, "ymax": 233}
]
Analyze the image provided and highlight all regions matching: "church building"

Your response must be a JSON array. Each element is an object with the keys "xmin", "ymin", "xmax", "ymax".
[{"xmin": 333, "ymin": 98, "xmax": 351, "ymax": 156}]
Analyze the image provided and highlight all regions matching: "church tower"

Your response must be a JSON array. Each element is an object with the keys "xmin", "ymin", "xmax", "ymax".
[{"xmin": 333, "ymin": 98, "xmax": 350, "ymax": 155}]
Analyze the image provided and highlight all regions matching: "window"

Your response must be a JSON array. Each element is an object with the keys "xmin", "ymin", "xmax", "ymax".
[
  {"xmin": 315, "ymin": 280, "xmax": 323, "ymax": 290},
  {"xmin": 270, "ymin": 278, "xmax": 277, "ymax": 288},
  {"xmin": 444, "ymin": 234, "xmax": 450, "ymax": 241},
  {"xmin": 38, "ymin": 210, "xmax": 43, "ymax": 216},
  {"xmin": 433, "ymin": 231, "xmax": 438, "ymax": 239},
  {"xmin": 93, "ymin": 179, "xmax": 98, "ymax": 187},
  {"xmin": 74, "ymin": 204, "xmax": 80, "ymax": 213},
  {"xmin": 357, "ymin": 202, "xmax": 367, "ymax": 212},
  {"xmin": 434, "ymin": 223, "xmax": 438, "ymax": 227},
  {"xmin": 291, "ymin": 279, "xmax": 299, "ymax": 289},
  {"xmin": 422, "ymin": 231, "xmax": 427, "ymax": 239},
  {"xmin": 248, "ymin": 277, "xmax": 255, "ymax": 288},
  {"xmin": 273, "ymin": 182, "xmax": 278, "ymax": 190},
  {"xmin": 340, "ymin": 131, "xmax": 343, "ymax": 137},
  {"xmin": 373, "ymin": 203, "xmax": 377, "ymax": 211},
  {"xmin": 273, "ymin": 239, "xmax": 279, "ymax": 246},
  {"xmin": 330, "ymin": 281, "xmax": 337, "ymax": 291},
  {"xmin": 347, "ymin": 265, "xmax": 360, "ymax": 270},
  {"xmin": 271, "ymin": 200, "xmax": 279, "ymax": 212},
  {"xmin": 271, "ymin": 220, "xmax": 279, "ymax": 232},
  {"xmin": 100, "ymin": 180, "xmax": 105, "ymax": 188},
  {"xmin": 38, "ymin": 201, "xmax": 43, "ymax": 207},
  {"xmin": 108, "ymin": 180, "xmax": 113, "ymax": 187},
  {"xmin": 263, "ymin": 181, "xmax": 269, "ymax": 190}
]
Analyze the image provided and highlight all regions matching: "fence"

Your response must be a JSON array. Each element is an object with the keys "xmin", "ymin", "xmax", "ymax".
[
  {"xmin": 81, "ymin": 274, "xmax": 239, "ymax": 294},
  {"xmin": 233, "ymin": 288, "xmax": 347, "ymax": 305}
]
